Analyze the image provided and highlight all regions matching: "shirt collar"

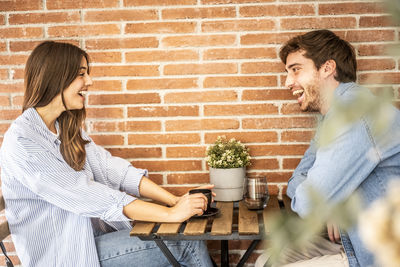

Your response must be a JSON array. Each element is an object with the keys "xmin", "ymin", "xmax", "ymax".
[{"xmin": 22, "ymin": 108, "xmax": 60, "ymax": 144}]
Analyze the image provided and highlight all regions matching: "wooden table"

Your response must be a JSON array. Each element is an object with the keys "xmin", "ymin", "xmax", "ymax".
[{"xmin": 130, "ymin": 195, "xmax": 282, "ymax": 267}]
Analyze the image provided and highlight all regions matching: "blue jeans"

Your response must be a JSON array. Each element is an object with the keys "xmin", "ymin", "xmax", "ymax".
[{"xmin": 95, "ymin": 229, "xmax": 213, "ymax": 267}]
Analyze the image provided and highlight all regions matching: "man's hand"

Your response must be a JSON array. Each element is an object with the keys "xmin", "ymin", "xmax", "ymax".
[{"xmin": 327, "ymin": 222, "xmax": 341, "ymax": 243}]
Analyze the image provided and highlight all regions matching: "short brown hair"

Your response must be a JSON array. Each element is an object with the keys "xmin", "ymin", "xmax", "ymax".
[{"xmin": 279, "ymin": 30, "xmax": 357, "ymax": 83}]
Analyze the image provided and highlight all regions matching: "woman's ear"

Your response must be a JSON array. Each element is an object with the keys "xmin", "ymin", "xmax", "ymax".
[{"xmin": 320, "ymin": 59, "xmax": 337, "ymax": 79}]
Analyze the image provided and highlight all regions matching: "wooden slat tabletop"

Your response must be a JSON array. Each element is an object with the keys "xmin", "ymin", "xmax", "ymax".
[
  {"xmin": 210, "ymin": 202, "xmax": 233, "ymax": 235},
  {"xmin": 238, "ymin": 201, "xmax": 259, "ymax": 235},
  {"xmin": 130, "ymin": 222, "xmax": 155, "ymax": 236},
  {"xmin": 184, "ymin": 218, "xmax": 208, "ymax": 235},
  {"xmin": 157, "ymin": 223, "xmax": 182, "ymax": 235},
  {"xmin": 262, "ymin": 195, "xmax": 281, "ymax": 234}
]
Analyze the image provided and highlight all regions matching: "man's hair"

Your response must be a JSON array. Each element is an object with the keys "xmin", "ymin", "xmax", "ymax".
[{"xmin": 279, "ymin": 29, "xmax": 357, "ymax": 83}]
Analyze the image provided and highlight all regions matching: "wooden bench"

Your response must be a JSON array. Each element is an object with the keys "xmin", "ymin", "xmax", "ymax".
[{"xmin": 0, "ymin": 194, "xmax": 14, "ymax": 267}]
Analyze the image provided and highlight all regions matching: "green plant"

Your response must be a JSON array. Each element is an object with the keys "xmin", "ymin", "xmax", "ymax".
[{"xmin": 205, "ymin": 136, "xmax": 251, "ymax": 168}]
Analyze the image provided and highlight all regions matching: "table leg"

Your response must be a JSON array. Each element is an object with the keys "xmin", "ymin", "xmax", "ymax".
[
  {"xmin": 154, "ymin": 239, "xmax": 181, "ymax": 267},
  {"xmin": 221, "ymin": 240, "xmax": 229, "ymax": 267},
  {"xmin": 236, "ymin": 239, "xmax": 260, "ymax": 267}
]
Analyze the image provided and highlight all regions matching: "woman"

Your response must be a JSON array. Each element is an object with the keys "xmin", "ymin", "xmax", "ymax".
[{"xmin": 0, "ymin": 41, "xmax": 214, "ymax": 267}]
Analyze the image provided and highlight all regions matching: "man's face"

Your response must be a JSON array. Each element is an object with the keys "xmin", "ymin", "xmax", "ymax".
[{"xmin": 284, "ymin": 50, "xmax": 322, "ymax": 112}]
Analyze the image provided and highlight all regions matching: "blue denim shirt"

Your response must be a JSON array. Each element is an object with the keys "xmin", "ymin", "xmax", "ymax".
[{"xmin": 287, "ymin": 82, "xmax": 400, "ymax": 267}]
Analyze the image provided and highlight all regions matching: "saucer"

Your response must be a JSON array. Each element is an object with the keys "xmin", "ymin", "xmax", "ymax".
[{"xmin": 192, "ymin": 207, "xmax": 220, "ymax": 219}]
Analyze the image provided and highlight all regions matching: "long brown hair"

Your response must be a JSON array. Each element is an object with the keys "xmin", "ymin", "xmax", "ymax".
[
  {"xmin": 23, "ymin": 41, "xmax": 90, "ymax": 171},
  {"xmin": 279, "ymin": 29, "xmax": 357, "ymax": 83}
]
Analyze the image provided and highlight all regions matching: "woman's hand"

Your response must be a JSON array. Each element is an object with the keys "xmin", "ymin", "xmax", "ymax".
[
  {"xmin": 169, "ymin": 193, "xmax": 208, "ymax": 222},
  {"xmin": 327, "ymin": 222, "xmax": 341, "ymax": 243}
]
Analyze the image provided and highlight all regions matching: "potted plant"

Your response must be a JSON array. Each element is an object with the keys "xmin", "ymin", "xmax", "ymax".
[{"xmin": 205, "ymin": 136, "xmax": 251, "ymax": 201}]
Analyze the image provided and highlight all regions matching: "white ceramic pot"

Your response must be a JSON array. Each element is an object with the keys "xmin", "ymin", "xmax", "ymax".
[{"xmin": 209, "ymin": 167, "xmax": 246, "ymax": 201}]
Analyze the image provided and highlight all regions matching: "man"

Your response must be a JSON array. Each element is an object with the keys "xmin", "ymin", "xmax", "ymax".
[{"xmin": 279, "ymin": 29, "xmax": 400, "ymax": 266}]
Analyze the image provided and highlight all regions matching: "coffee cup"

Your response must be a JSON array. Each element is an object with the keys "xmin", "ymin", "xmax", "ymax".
[{"xmin": 189, "ymin": 188, "xmax": 212, "ymax": 212}]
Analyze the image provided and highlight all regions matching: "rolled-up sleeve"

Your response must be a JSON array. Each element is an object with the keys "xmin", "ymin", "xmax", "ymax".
[{"xmin": 89, "ymin": 143, "xmax": 147, "ymax": 197}]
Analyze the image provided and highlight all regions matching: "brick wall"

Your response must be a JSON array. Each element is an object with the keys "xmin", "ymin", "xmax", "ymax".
[{"xmin": 0, "ymin": 0, "xmax": 399, "ymax": 266}]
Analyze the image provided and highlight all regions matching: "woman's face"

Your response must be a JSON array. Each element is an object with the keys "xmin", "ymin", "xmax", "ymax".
[{"xmin": 63, "ymin": 57, "xmax": 92, "ymax": 111}]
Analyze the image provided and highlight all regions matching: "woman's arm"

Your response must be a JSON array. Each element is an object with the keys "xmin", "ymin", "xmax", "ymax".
[{"xmin": 138, "ymin": 177, "xmax": 179, "ymax": 206}]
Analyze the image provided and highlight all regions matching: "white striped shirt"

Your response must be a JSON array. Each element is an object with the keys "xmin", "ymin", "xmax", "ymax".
[{"xmin": 0, "ymin": 108, "xmax": 146, "ymax": 267}]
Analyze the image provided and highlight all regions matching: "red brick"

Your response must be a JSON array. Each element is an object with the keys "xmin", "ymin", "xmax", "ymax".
[
  {"xmin": 280, "ymin": 103, "xmax": 303, "ymax": 115},
  {"xmin": 357, "ymin": 44, "xmax": 389, "ymax": 56},
  {"xmin": 243, "ymin": 117, "xmax": 316, "ymax": 129},
  {"xmin": 10, "ymin": 40, "xmax": 80, "ymax": 52},
  {"xmin": 242, "ymin": 89, "xmax": 296, "ymax": 101},
  {"xmin": 90, "ymin": 65, "xmax": 158, "ymax": 77},
  {"xmin": 164, "ymin": 90, "xmax": 237, "ymax": 103},
  {"xmin": 0, "ymin": 27, "xmax": 43, "ymax": 38},
  {"xmin": 89, "ymin": 121, "xmax": 124, "ymax": 132},
  {"xmin": 0, "ymin": 69, "xmax": 8, "ymax": 80},
  {"xmin": 246, "ymin": 171, "xmax": 292, "ymax": 183},
  {"xmin": 162, "ymin": 34, "xmax": 236, "ymax": 47},
  {"xmin": 124, "ymin": 0, "xmax": 196, "ymax": 6},
  {"xmin": 128, "ymin": 133, "xmax": 200, "ymax": 145},
  {"xmin": 1, "ymin": 0, "xmax": 42, "ymax": 11},
  {"xmin": 126, "ymin": 50, "xmax": 198, "ymax": 62},
  {"xmin": 131, "ymin": 160, "xmax": 202, "ymax": 172},
  {"xmin": 0, "ymin": 96, "xmax": 10, "ymax": 107},
  {"xmin": 127, "ymin": 78, "xmax": 197, "ymax": 90},
  {"xmin": 90, "ymin": 134, "xmax": 124, "ymax": 146},
  {"xmin": 88, "ymin": 93, "xmax": 160, "ymax": 105},
  {"xmin": 0, "ymin": 82, "xmax": 24, "ymax": 93},
  {"xmin": 0, "ymin": 109, "xmax": 21, "ymax": 120},
  {"xmin": 204, "ymin": 76, "xmax": 277, "ymax": 88},
  {"xmin": 106, "ymin": 147, "xmax": 162, "ymax": 158},
  {"xmin": 202, "ymin": 19, "xmax": 275, "ymax": 32},
  {"xmin": 167, "ymin": 173, "xmax": 209, "ymax": 184},
  {"xmin": 91, "ymin": 80, "xmax": 122, "ymax": 91},
  {"xmin": 248, "ymin": 144, "xmax": 308, "ymax": 156},
  {"xmin": 48, "ymin": 24, "xmax": 120, "ymax": 37},
  {"xmin": 166, "ymin": 146, "xmax": 206, "ymax": 158},
  {"xmin": 359, "ymin": 72, "xmax": 400, "ymax": 84},
  {"xmin": 148, "ymin": 174, "xmax": 164, "ymax": 185},
  {"xmin": 162, "ymin": 7, "xmax": 235, "ymax": 19},
  {"xmin": 165, "ymin": 119, "xmax": 239, "ymax": 131},
  {"xmin": 12, "ymin": 69, "xmax": 24, "ymax": 80},
  {"xmin": 89, "ymin": 52, "xmax": 122, "ymax": 63},
  {"xmin": 125, "ymin": 121, "xmax": 161, "ymax": 132},
  {"xmin": 359, "ymin": 15, "xmax": 395, "ymax": 28},
  {"xmin": 204, "ymin": 131, "xmax": 278, "ymax": 144},
  {"xmin": 204, "ymin": 103, "xmax": 278, "ymax": 116},
  {"xmin": 0, "ymin": 54, "xmax": 29, "ymax": 65},
  {"xmin": 241, "ymin": 61, "xmax": 285, "ymax": 73},
  {"xmin": 202, "ymin": 0, "xmax": 274, "ymax": 3},
  {"xmin": 164, "ymin": 63, "xmax": 237, "ymax": 75},
  {"xmin": 204, "ymin": 48, "xmax": 276, "ymax": 60},
  {"xmin": 281, "ymin": 17, "xmax": 356, "ymax": 30},
  {"xmin": 357, "ymin": 58, "xmax": 395, "ymax": 71},
  {"xmin": 250, "ymin": 158, "xmax": 279, "ymax": 170},
  {"xmin": 84, "ymin": 9, "xmax": 157, "ymax": 22},
  {"xmin": 0, "ymin": 15, "xmax": 5, "ymax": 25},
  {"xmin": 0, "ymin": 42, "xmax": 6, "ymax": 52},
  {"xmin": 319, "ymin": 2, "xmax": 385, "ymax": 15},
  {"xmin": 126, "ymin": 22, "xmax": 196, "ymax": 34},
  {"xmin": 0, "ymin": 123, "xmax": 11, "ymax": 134},
  {"xmin": 9, "ymin": 12, "xmax": 80, "ymax": 24},
  {"xmin": 241, "ymin": 31, "xmax": 305, "ymax": 45},
  {"xmin": 163, "ymin": 186, "xmax": 194, "ymax": 196},
  {"xmin": 128, "ymin": 105, "xmax": 199, "ymax": 117},
  {"xmin": 342, "ymin": 29, "xmax": 395, "ymax": 42},
  {"xmin": 47, "ymin": 0, "xmax": 118, "ymax": 9},
  {"xmin": 86, "ymin": 107, "xmax": 124, "ymax": 119},
  {"xmin": 283, "ymin": 158, "xmax": 302, "ymax": 169},
  {"xmin": 86, "ymin": 37, "xmax": 158, "ymax": 50},
  {"xmin": 240, "ymin": 4, "xmax": 315, "ymax": 17}
]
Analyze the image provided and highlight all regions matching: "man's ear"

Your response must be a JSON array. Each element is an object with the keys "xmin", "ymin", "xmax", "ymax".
[{"xmin": 320, "ymin": 59, "xmax": 337, "ymax": 79}]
